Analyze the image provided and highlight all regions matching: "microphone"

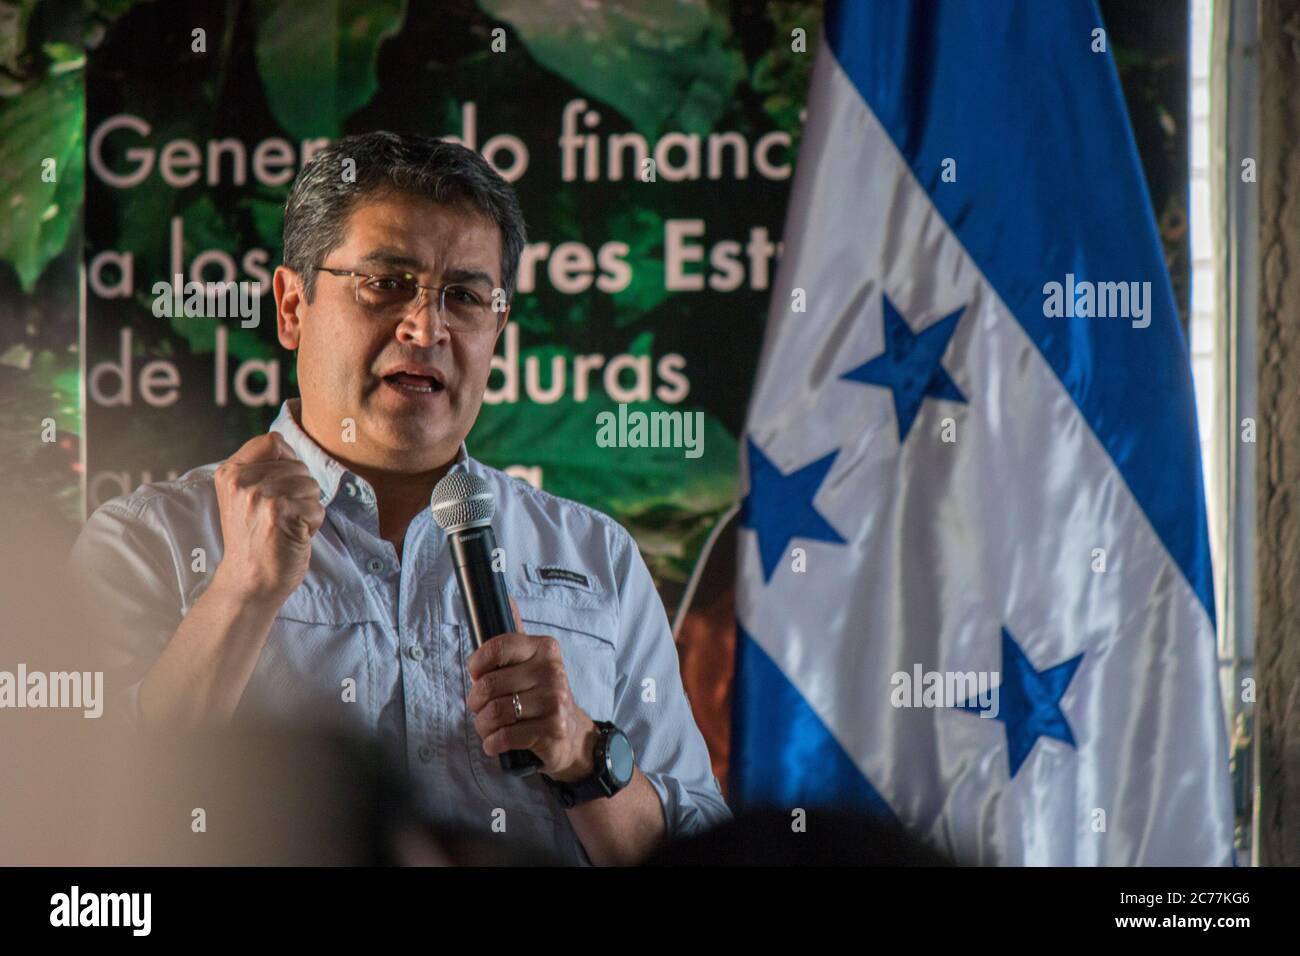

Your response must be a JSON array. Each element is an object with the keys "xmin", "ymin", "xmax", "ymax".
[{"xmin": 431, "ymin": 472, "xmax": 542, "ymax": 777}]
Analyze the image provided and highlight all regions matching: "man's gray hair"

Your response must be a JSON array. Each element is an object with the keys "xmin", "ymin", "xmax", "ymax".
[{"xmin": 283, "ymin": 131, "xmax": 526, "ymax": 302}]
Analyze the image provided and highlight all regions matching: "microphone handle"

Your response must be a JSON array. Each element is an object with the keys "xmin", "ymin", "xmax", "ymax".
[{"xmin": 449, "ymin": 527, "xmax": 543, "ymax": 777}]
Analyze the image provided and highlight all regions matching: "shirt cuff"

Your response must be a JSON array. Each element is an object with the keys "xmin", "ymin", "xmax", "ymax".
[{"xmin": 641, "ymin": 768, "xmax": 734, "ymax": 842}]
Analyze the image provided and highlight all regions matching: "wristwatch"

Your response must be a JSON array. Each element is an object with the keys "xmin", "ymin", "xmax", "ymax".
[{"xmin": 543, "ymin": 721, "xmax": 635, "ymax": 808}]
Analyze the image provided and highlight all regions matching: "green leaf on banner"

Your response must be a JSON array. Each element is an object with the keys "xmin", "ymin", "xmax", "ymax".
[
  {"xmin": 34, "ymin": 346, "xmax": 81, "ymax": 437},
  {"xmin": 0, "ymin": 65, "xmax": 83, "ymax": 291},
  {"xmin": 0, "ymin": 1, "xmax": 36, "ymax": 76},
  {"xmin": 41, "ymin": 41, "xmax": 84, "ymax": 69},
  {"xmin": 242, "ymin": 195, "xmax": 287, "ymax": 256},
  {"xmin": 477, "ymin": 0, "xmax": 745, "ymax": 137},
  {"xmin": 86, "ymin": 0, "xmax": 138, "ymax": 23},
  {"xmin": 253, "ymin": 0, "xmax": 406, "ymax": 141},
  {"xmin": 608, "ymin": 206, "xmax": 668, "ymax": 323},
  {"xmin": 503, "ymin": 294, "xmax": 550, "ymax": 337},
  {"xmin": 149, "ymin": 196, "xmax": 277, "ymax": 363},
  {"xmin": 752, "ymin": 1, "xmax": 820, "ymax": 142}
]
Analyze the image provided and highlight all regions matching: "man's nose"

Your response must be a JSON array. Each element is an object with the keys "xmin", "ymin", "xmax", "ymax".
[{"xmin": 396, "ymin": 291, "xmax": 451, "ymax": 347}]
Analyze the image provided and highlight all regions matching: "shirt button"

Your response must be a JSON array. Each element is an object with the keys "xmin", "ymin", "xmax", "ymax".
[
  {"xmin": 417, "ymin": 745, "xmax": 433, "ymax": 762},
  {"xmin": 365, "ymin": 556, "xmax": 385, "ymax": 574},
  {"xmin": 407, "ymin": 645, "xmax": 425, "ymax": 661}
]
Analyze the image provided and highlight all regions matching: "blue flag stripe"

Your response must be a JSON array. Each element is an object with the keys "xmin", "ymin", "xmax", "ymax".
[
  {"xmin": 825, "ymin": 0, "xmax": 1215, "ymax": 623},
  {"xmin": 730, "ymin": 626, "xmax": 899, "ymax": 820}
]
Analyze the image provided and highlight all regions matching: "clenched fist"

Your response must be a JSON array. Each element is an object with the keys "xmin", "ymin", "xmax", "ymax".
[{"xmin": 213, "ymin": 432, "xmax": 325, "ymax": 604}]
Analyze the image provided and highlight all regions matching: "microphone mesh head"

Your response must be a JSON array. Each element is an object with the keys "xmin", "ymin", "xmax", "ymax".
[{"xmin": 430, "ymin": 472, "xmax": 496, "ymax": 533}]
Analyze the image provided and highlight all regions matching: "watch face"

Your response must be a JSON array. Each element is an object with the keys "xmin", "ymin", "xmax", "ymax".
[{"xmin": 604, "ymin": 730, "xmax": 635, "ymax": 786}]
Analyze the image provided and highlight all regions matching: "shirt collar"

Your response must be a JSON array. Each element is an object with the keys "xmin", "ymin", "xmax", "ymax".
[{"xmin": 267, "ymin": 398, "xmax": 471, "ymax": 508}]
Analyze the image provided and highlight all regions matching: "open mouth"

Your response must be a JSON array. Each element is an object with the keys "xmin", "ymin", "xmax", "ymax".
[{"xmin": 382, "ymin": 372, "xmax": 445, "ymax": 395}]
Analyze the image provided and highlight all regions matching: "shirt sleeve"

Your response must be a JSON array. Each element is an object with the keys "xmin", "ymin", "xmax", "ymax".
[
  {"xmin": 65, "ymin": 498, "xmax": 187, "ymax": 727},
  {"xmin": 608, "ymin": 524, "xmax": 733, "ymax": 840}
]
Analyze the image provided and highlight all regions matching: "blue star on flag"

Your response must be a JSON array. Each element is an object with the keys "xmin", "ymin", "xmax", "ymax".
[
  {"xmin": 842, "ymin": 294, "xmax": 967, "ymax": 442},
  {"xmin": 959, "ymin": 627, "xmax": 1085, "ymax": 778},
  {"xmin": 739, "ymin": 437, "xmax": 846, "ymax": 583}
]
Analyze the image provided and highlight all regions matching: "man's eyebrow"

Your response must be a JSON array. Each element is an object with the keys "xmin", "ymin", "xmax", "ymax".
[
  {"xmin": 355, "ymin": 252, "xmax": 496, "ymax": 287},
  {"xmin": 357, "ymin": 249, "xmax": 426, "ymax": 272},
  {"xmin": 442, "ymin": 268, "xmax": 497, "ymax": 288}
]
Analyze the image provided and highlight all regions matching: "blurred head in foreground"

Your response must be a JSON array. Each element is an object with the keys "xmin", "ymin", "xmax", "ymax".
[
  {"xmin": 0, "ymin": 500, "xmax": 562, "ymax": 866},
  {"xmin": 647, "ymin": 806, "xmax": 954, "ymax": 866}
]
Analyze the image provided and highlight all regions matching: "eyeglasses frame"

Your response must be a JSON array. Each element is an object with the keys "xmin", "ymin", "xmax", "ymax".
[{"xmin": 314, "ymin": 265, "xmax": 506, "ymax": 333}]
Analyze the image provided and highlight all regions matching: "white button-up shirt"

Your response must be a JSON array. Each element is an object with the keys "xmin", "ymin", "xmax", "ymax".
[{"xmin": 67, "ymin": 398, "xmax": 731, "ymax": 864}]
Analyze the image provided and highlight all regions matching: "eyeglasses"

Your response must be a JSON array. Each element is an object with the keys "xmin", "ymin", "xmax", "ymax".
[{"xmin": 315, "ymin": 266, "xmax": 503, "ymax": 333}]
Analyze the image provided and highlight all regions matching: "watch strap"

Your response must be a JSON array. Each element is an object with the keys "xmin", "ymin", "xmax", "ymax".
[{"xmin": 544, "ymin": 721, "xmax": 622, "ymax": 808}]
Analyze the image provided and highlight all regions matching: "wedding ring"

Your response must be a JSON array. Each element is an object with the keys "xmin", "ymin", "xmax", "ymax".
[{"xmin": 512, "ymin": 692, "xmax": 523, "ymax": 721}]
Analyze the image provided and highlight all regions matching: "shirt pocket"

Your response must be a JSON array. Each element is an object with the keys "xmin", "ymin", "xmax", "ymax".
[
  {"xmin": 458, "ymin": 585, "xmax": 619, "ymax": 820},
  {"xmin": 245, "ymin": 586, "xmax": 381, "ymax": 724},
  {"xmin": 512, "ymin": 586, "xmax": 618, "ymax": 724}
]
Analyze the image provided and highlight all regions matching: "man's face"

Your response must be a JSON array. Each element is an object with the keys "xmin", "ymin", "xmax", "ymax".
[{"xmin": 274, "ymin": 194, "xmax": 507, "ymax": 472}]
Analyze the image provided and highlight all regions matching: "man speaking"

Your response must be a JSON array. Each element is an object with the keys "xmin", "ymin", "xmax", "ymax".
[{"xmin": 68, "ymin": 132, "xmax": 731, "ymax": 866}]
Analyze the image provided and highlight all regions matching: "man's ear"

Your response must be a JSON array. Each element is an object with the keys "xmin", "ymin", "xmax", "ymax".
[
  {"xmin": 274, "ymin": 265, "xmax": 305, "ymax": 349},
  {"xmin": 493, "ymin": 303, "xmax": 511, "ymax": 349}
]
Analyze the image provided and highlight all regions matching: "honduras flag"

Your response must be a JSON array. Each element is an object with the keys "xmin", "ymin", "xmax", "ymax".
[{"xmin": 731, "ymin": 0, "xmax": 1234, "ymax": 865}]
